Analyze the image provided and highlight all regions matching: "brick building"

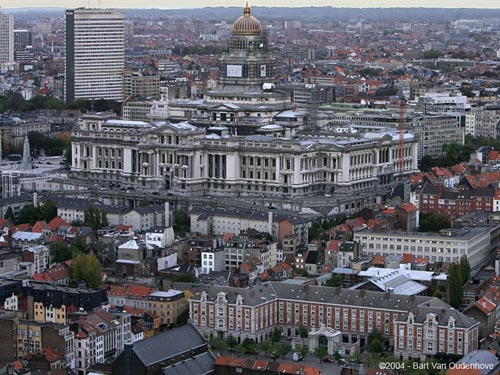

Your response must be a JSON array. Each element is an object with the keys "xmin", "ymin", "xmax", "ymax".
[{"xmin": 189, "ymin": 282, "xmax": 479, "ymax": 360}]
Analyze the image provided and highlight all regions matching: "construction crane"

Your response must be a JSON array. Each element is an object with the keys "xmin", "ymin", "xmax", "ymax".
[{"xmin": 399, "ymin": 99, "xmax": 406, "ymax": 179}]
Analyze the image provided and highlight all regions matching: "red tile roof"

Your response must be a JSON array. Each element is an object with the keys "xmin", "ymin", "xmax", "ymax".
[
  {"xmin": 372, "ymin": 255, "xmax": 386, "ymax": 265},
  {"xmin": 47, "ymin": 217, "xmax": 70, "ymax": 231}
]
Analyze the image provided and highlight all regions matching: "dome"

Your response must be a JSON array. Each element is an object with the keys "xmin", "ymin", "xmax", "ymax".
[{"xmin": 232, "ymin": 3, "xmax": 262, "ymax": 35}]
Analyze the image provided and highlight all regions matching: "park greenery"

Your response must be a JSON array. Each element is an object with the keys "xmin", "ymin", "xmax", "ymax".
[
  {"xmin": 420, "ymin": 134, "xmax": 500, "ymax": 170},
  {"xmin": 0, "ymin": 92, "xmax": 121, "ymax": 115},
  {"xmin": 4, "ymin": 201, "xmax": 58, "ymax": 225}
]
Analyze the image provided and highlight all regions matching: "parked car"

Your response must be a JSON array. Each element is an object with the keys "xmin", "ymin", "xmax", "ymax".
[
  {"xmin": 338, "ymin": 358, "xmax": 347, "ymax": 365},
  {"xmin": 322, "ymin": 357, "xmax": 334, "ymax": 363},
  {"xmin": 292, "ymin": 352, "xmax": 304, "ymax": 362}
]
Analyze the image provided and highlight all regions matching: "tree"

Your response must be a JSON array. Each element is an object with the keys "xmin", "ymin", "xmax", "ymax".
[
  {"xmin": 70, "ymin": 253, "xmax": 102, "ymax": 288},
  {"xmin": 84, "ymin": 206, "xmax": 109, "ymax": 231},
  {"xmin": 270, "ymin": 327, "xmax": 282, "ymax": 343},
  {"xmin": 242, "ymin": 338, "xmax": 257, "ymax": 354},
  {"xmin": 226, "ymin": 335, "xmax": 238, "ymax": 351},
  {"xmin": 423, "ymin": 49, "xmax": 443, "ymax": 59},
  {"xmin": 314, "ymin": 346, "xmax": 328, "ymax": 362},
  {"xmin": 418, "ymin": 213, "xmax": 450, "ymax": 232},
  {"xmin": 258, "ymin": 340, "xmax": 272, "ymax": 356},
  {"xmin": 4, "ymin": 207, "xmax": 15, "ymax": 222},
  {"xmin": 209, "ymin": 338, "xmax": 227, "ymax": 354},
  {"xmin": 173, "ymin": 209, "xmax": 190, "ymax": 235},
  {"xmin": 459, "ymin": 254, "xmax": 471, "ymax": 285},
  {"xmin": 49, "ymin": 241, "xmax": 75, "ymax": 263},
  {"xmin": 325, "ymin": 274, "xmax": 342, "ymax": 287},
  {"xmin": 448, "ymin": 263, "xmax": 463, "ymax": 309},
  {"xmin": 39, "ymin": 201, "xmax": 57, "ymax": 222},
  {"xmin": 368, "ymin": 329, "xmax": 384, "ymax": 355},
  {"xmin": 276, "ymin": 342, "xmax": 292, "ymax": 359},
  {"xmin": 17, "ymin": 205, "xmax": 39, "ymax": 225},
  {"xmin": 174, "ymin": 309, "xmax": 189, "ymax": 327},
  {"xmin": 297, "ymin": 345, "xmax": 308, "ymax": 358}
]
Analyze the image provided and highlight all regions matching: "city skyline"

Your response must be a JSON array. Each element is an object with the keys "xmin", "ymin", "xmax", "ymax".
[{"xmin": 2, "ymin": 0, "xmax": 500, "ymax": 9}]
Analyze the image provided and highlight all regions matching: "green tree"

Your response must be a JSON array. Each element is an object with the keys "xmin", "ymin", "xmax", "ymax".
[
  {"xmin": 423, "ymin": 49, "xmax": 443, "ymax": 59},
  {"xmin": 70, "ymin": 253, "xmax": 102, "ymax": 288},
  {"xmin": 419, "ymin": 213, "xmax": 450, "ymax": 232},
  {"xmin": 297, "ymin": 345, "xmax": 308, "ymax": 358},
  {"xmin": 298, "ymin": 325, "xmax": 308, "ymax": 348},
  {"xmin": 49, "ymin": 241, "xmax": 74, "ymax": 263},
  {"xmin": 276, "ymin": 342, "xmax": 292, "ymax": 359},
  {"xmin": 258, "ymin": 340, "xmax": 272, "ymax": 356},
  {"xmin": 459, "ymin": 254, "xmax": 471, "ymax": 285},
  {"xmin": 173, "ymin": 209, "xmax": 190, "ymax": 235},
  {"xmin": 447, "ymin": 263, "xmax": 463, "ymax": 309},
  {"xmin": 17, "ymin": 205, "xmax": 39, "ymax": 225},
  {"xmin": 4, "ymin": 207, "xmax": 15, "ymax": 222},
  {"xmin": 270, "ymin": 327, "xmax": 282, "ymax": 343},
  {"xmin": 368, "ymin": 329, "xmax": 384, "ymax": 355},
  {"xmin": 174, "ymin": 309, "xmax": 189, "ymax": 327},
  {"xmin": 39, "ymin": 201, "xmax": 58, "ymax": 222},
  {"xmin": 226, "ymin": 335, "xmax": 238, "ymax": 351},
  {"xmin": 84, "ymin": 206, "xmax": 109, "ymax": 231},
  {"xmin": 242, "ymin": 338, "xmax": 257, "ymax": 354},
  {"xmin": 314, "ymin": 346, "xmax": 328, "ymax": 362},
  {"xmin": 209, "ymin": 338, "xmax": 227, "ymax": 354},
  {"xmin": 71, "ymin": 236, "xmax": 88, "ymax": 254},
  {"xmin": 325, "ymin": 274, "xmax": 342, "ymax": 287}
]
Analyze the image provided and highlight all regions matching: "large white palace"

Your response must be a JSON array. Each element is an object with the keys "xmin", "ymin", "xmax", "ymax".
[
  {"xmin": 70, "ymin": 5, "xmax": 420, "ymax": 198},
  {"xmin": 70, "ymin": 112, "xmax": 418, "ymax": 198}
]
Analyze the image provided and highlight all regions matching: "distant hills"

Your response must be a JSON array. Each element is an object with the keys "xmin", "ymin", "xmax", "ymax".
[{"xmin": 7, "ymin": 7, "xmax": 500, "ymax": 22}]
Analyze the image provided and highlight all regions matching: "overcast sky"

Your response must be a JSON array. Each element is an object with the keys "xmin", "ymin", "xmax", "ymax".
[{"xmin": 3, "ymin": 0, "xmax": 500, "ymax": 9}]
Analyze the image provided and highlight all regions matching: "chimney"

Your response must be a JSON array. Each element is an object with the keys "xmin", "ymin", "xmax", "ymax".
[
  {"xmin": 268, "ymin": 211, "xmax": 273, "ymax": 236},
  {"xmin": 165, "ymin": 202, "xmax": 170, "ymax": 227},
  {"xmin": 33, "ymin": 192, "xmax": 38, "ymax": 207}
]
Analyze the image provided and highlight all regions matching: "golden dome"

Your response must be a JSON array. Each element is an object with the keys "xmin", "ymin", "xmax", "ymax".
[{"xmin": 232, "ymin": 3, "xmax": 262, "ymax": 35}]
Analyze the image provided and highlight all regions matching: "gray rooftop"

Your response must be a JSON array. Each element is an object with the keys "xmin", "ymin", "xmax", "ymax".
[
  {"xmin": 133, "ymin": 324, "xmax": 206, "ymax": 367},
  {"xmin": 191, "ymin": 281, "xmax": 476, "ymax": 329},
  {"xmin": 162, "ymin": 352, "xmax": 215, "ymax": 375}
]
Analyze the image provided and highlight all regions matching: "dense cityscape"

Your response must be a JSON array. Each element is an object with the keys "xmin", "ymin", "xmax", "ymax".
[{"xmin": 0, "ymin": 3, "xmax": 500, "ymax": 375}]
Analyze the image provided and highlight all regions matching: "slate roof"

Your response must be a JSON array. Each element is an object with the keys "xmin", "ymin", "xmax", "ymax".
[
  {"xmin": 397, "ymin": 297, "xmax": 478, "ymax": 328},
  {"xmin": 190, "ymin": 206, "xmax": 311, "ymax": 225},
  {"xmin": 162, "ymin": 352, "xmax": 215, "ymax": 375},
  {"xmin": 133, "ymin": 324, "xmax": 206, "ymax": 367}
]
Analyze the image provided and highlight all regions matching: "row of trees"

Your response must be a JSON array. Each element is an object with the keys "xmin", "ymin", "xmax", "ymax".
[
  {"xmin": 420, "ymin": 134, "xmax": 500, "ymax": 170},
  {"xmin": 4, "ymin": 201, "xmax": 57, "ymax": 225},
  {"xmin": 28, "ymin": 131, "xmax": 70, "ymax": 157},
  {"xmin": 0, "ymin": 92, "xmax": 121, "ymax": 115}
]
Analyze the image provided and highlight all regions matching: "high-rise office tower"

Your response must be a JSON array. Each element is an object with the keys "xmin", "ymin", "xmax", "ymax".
[
  {"xmin": 65, "ymin": 8, "xmax": 124, "ymax": 102},
  {"xmin": 0, "ymin": 12, "xmax": 14, "ymax": 66}
]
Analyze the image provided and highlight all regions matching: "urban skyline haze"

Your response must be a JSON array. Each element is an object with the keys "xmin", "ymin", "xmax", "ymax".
[{"xmin": 2, "ymin": 0, "xmax": 500, "ymax": 9}]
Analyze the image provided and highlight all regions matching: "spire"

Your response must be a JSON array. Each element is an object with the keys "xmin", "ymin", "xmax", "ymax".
[
  {"xmin": 21, "ymin": 134, "xmax": 31, "ymax": 170},
  {"xmin": 243, "ymin": 2, "xmax": 251, "ymax": 16}
]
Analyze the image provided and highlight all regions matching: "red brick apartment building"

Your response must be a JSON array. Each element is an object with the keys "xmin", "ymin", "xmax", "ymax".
[{"xmin": 189, "ymin": 282, "xmax": 478, "ymax": 360}]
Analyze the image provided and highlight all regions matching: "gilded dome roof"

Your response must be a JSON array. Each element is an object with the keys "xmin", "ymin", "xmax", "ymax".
[{"xmin": 232, "ymin": 3, "xmax": 262, "ymax": 35}]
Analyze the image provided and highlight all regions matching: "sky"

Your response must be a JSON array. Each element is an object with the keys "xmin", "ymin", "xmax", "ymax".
[{"xmin": 3, "ymin": 0, "xmax": 500, "ymax": 9}]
